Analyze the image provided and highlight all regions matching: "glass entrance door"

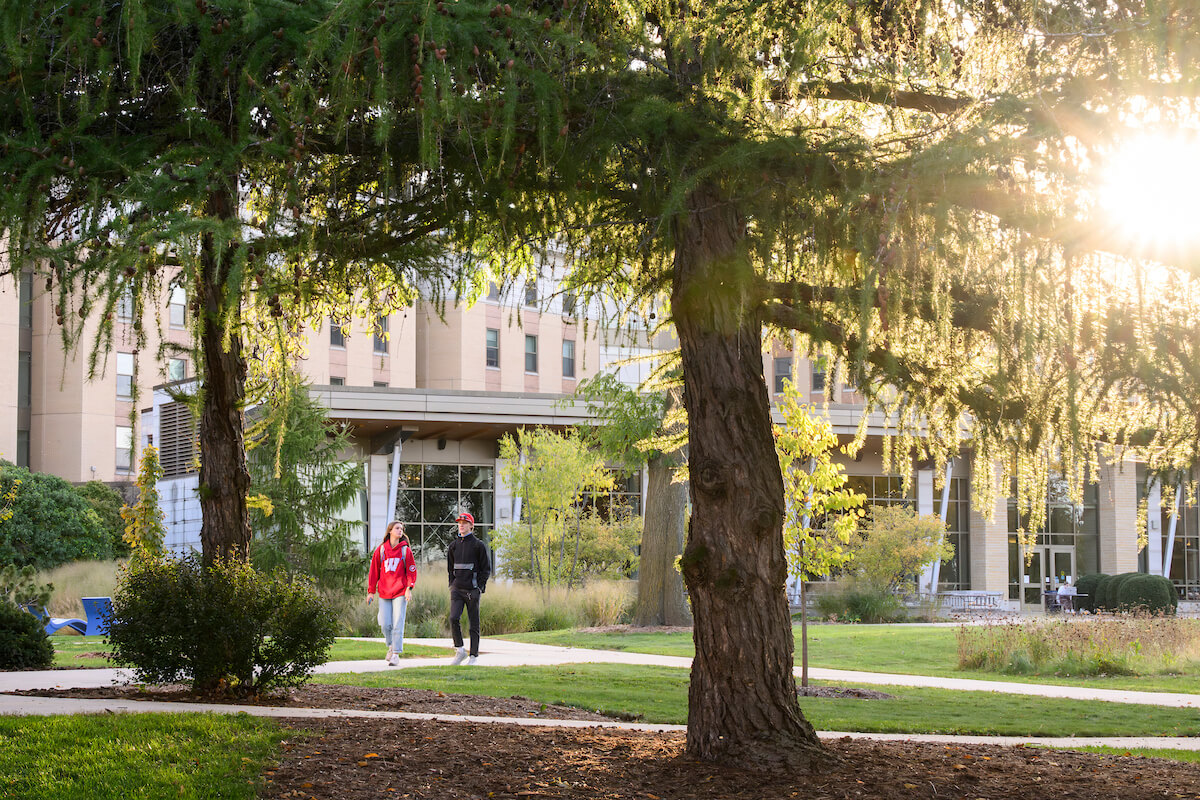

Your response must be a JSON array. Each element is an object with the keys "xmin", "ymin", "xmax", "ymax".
[{"xmin": 1019, "ymin": 546, "xmax": 1077, "ymax": 611}]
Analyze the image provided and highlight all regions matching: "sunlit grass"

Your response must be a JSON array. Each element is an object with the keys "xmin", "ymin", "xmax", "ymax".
[
  {"xmin": 313, "ymin": 663, "xmax": 1200, "ymax": 737},
  {"xmin": 0, "ymin": 713, "xmax": 290, "ymax": 800}
]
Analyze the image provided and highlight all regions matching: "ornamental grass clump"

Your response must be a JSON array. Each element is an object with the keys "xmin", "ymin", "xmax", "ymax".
[{"xmin": 956, "ymin": 617, "xmax": 1200, "ymax": 677}]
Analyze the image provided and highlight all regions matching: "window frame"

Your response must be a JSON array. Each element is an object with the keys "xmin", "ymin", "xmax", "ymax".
[
  {"xmin": 562, "ymin": 339, "xmax": 576, "ymax": 378},
  {"xmin": 524, "ymin": 334, "xmax": 538, "ymax": 373},
  {"xmin": 486, "ymin": 328, "xmax": 500, "ymax": 368}
]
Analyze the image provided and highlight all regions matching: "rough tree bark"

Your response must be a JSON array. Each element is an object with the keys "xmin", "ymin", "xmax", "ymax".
[
  {"xmin": 634, "ymin": 450, "xmax": 692, "ymax": 627},
  {"xmin": 672, "ymin": 181, "xmax": 824, "ymax": 769},
  {"xmin": 196, "ymin": 180, "xmax": 252, "ymax": 565}
]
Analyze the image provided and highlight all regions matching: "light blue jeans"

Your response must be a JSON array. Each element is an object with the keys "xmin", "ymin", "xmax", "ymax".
[{"xmin": 378, "ymin": 595, "xmax": 409, "ymax": 653}]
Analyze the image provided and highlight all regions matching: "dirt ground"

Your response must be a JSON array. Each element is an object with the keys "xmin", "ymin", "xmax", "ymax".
[{"xmin": 14, "ymin": 683, "xmax": 1200, "ymax": 799}]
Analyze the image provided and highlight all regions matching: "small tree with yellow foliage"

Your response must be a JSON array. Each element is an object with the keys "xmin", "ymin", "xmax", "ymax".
[{"xmin": 121, "ymin": 446, "xmax": 165, "ymax": 559}]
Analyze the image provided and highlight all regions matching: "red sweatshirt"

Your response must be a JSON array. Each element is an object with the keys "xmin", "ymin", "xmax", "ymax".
[{"xmin": 368, "ymin": 538, "xmax": 417, "ymax": 599}]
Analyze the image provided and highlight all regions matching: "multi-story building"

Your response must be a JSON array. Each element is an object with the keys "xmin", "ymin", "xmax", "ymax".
[{"xmin": 3, "ymin": 268, "xmax": 1197, "ymax": 612}]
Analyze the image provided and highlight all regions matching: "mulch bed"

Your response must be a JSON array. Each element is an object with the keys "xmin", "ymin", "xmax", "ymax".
[
  {"xmin": 259, "ymin": 717, "xmax": 1200, "ymax": 800},
  {"xmin": 11, "ymin": 683, "xmax": 1200, "ymax": 798}
]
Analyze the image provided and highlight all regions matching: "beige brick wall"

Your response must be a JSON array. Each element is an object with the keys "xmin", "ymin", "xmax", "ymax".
[
  {"xmin": 969, "ymin": 459, "xmax": 1010, "ymax": 593},
  {"xmin": 1098, "ymin": 452, "xmax": 1139, "ymax": 574}
]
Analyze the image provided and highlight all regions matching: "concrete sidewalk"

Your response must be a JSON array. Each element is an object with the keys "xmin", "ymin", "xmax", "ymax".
[{"xmin": 4, "ymin": 637, "xmax": 1199, "ymax": 709}]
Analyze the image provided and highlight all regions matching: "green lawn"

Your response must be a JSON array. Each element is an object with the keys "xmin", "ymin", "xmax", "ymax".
[
  {"xmin": 49, "ymin": 637, "xmax": 444, "ymax": 669},
  {"xmin": 0, "ymin": 713, "xmax": 289, "ymax": 800},
  {"xmin": 1060, "ymin": 746, "xmax": 1200, "ymax": 764},
  {"xmin": 501, "ymin": 625, "xmax": 1200, "ymax": 694},
  {"xmin": 313, "ymin": 663, "xmax": 1200, "ymax": 737}
]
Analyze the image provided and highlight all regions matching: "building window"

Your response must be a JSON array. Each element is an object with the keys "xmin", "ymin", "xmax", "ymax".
[
  {"xmin": 116, "ymin": 426, "xmax": 133, "ymax": 472},
  {"xmin": 117, "ymin": 288, "xmax": 134, "ymax": 324},
  {"xmin": 811, "ymin": 356, "xmax": 827, "ymax": 392},
  {"xmin": 168, "ymin": 287, "xmax": 187, "ymax": 328},
  {"xmin": 19, "ymin": 272, "xmax": 33, "ymax": 330},
  {"xmin": 394, "ymin": 464, "xmax": 495, "ymax": 562},
  {"xmin": 17, "ymin": 352, "xmax": 31, "ymax": 408},
  {"xmin": 562, "ymin": 291, "xmax": 577, "ymax": 319},
  {"xmin": 524, "ymin": 335, "xmax": 538, "ymax": 373},
  {"xmin": 330, "ymin": 320, "xmax": 345, "ymax": 348},
  {"xmin": 524, "ymin": 282, "xmax": 538, "ymax": 307},
  {"xmin": 486, "ymin": 283, "xmax": 500, "ymax": 302},
  {"xmin": 167, "ymin": 358, "xmax": 188, "ymax": 382},
  {"xmin": 373, "ymin": 314, "xmax": 389, "ymax": 354},
  {"xmin": 330, "ymin": 376, "xmax": 345, "ymax": 386},
  {"xmin": 486, "ymin": 328, "xmax": 500, "ymax": 368},
  {"xmin": 562, "ymin": 340, "xmax": 576, "ymax": 378},
  {"xmin": 773, "ymin": 357, "xmax": 793, "ymax": 394},
  {"xmin": 116, "ymin": 352, "xmax": 135, "ymax": 400}
]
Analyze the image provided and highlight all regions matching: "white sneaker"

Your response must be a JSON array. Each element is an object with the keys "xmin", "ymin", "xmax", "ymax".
[
  {"xmin": 387, "ymin": 652, "xmax": 400, "ymax": 666},
  {"xmin": 384, "ymin": 648, "xmax": 395, "ymax": 665},
  {"xmin": 450, "ymin": 647, "xmax": 468, "ymax": 665},
  {"xmin": 466, "ymin": 656, "xmax": 478, "ymax": 666}
]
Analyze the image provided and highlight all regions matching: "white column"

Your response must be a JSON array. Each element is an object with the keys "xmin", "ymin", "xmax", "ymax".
[
  {"xmin": 367, "ymin": 453, "xmax": 391, "ymax": 552},
  {"xmin": 916, "ymin": 468, "xmax": 934, "ymax": 595},
  {"xmin": 1146, "ymin": 480, "xmax": 1163, "ymax": 576}
]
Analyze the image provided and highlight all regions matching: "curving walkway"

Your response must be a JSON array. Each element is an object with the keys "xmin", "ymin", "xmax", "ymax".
[{"xmin": 2, "ymin": 637, "xmax": 1199, "ymax": 751}]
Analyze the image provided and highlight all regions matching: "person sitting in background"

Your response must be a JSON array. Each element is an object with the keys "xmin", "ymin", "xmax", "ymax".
[{"xmin": 1058, "ymin": 576, "xmax": 1077, "ymax": 613}]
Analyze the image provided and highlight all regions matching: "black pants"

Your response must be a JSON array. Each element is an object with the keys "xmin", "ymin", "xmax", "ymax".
[{"xmin": 449, "ymin": 587, "xmax": 481, "ymax": 656}]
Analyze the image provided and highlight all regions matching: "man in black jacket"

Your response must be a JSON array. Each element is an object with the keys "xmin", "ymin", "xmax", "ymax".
[{"xmin": 447, "ymin": 511, "xmax": 491, "ymax": 665}]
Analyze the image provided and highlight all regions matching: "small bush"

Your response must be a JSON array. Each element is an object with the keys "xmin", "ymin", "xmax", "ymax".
[
  {"xmin": 1117, "ymin": 574, "xmax": 1178, "ymax": 615},
  {"xmin": 107, "ymin": 554, "xmax": 337, "ymax": 696},
  {"xmin": 0, "ymin": 600, "xmax": 54, "ymax": 670},
  {"xmin": 1094, "ymin": 574, "xmax": 1116, "ymax": 611},
  {"xmin": 1074, "ymin": 573, "xmax": 1105, "ymax": 613},
  {"xmin": 1102, "ymin": 572, "xmax": 1141, "ymax": 612},
  {"xmin": 816, "ymin": 585, "xmax": 906, "ymax": 623},
  {"xmin": 479, "ymin": 597, "xmax": 535, "ymax": 635},
  {"xmin": 579, "ymin": 582, "xmax": 634, "ymax": 627},
  {"xmin": 413, "ymin": 616, "xmax": 445, "ymax": 638}
]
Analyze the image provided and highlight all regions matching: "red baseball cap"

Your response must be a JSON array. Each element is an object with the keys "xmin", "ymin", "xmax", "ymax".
[{"xmin": 455, "ymin": 512, "xmax": 475, "ymax": 525}]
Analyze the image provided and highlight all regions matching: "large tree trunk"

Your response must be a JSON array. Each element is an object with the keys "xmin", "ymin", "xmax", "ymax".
[
  {"xmin": 672, "ymin": 181, "xmax": 824, "ymax": 769},
  {"xmin": 197, "ymin": 183, "xmax": 251, "ymax": 564},
  {"xmin": 634, "ymin": 450, "xmax": 692, "ymax": 627}
]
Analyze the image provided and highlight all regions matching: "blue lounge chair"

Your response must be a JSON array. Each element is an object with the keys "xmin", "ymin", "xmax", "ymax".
[
  {"xmin": 22, "ymin": 603, "xmax": 86, "ymax": 636},
  {"xmin": 80, "ymin": 596, "xmax": 113, "ymax": 636}
]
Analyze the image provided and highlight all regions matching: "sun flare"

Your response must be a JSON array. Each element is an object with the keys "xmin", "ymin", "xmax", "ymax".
[{"xmin": 1098, "ymin": 132, "xmax": 1200, "ymax": 252}]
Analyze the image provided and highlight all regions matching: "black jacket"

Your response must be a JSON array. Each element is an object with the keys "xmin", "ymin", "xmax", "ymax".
[{"xmin": 447, "ymin": 532, "xmax": 491, "ymax": 592}]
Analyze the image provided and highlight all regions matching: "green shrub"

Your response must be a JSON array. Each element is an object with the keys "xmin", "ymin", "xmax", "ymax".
[
  {"xmin": 1094, "ymin": 574, "xmax": 1116, "ymax": 611},
  {"xmin": 1104, "ymin": 572, "xmax": 1142, "ymax": 612},
  {"xmin": 1116, "ymin": 574, "xmax": 1178, "ymax": 615},
  {"xmin": 107, "ymin": 554, "xmax": 337, "ymax": 696},
  {"xmin": 0, "ymin": 463, "xmax": 112, "ymax": 570},
  {"xmin": 0, "ymin": 600, "xmax": 54, "ymax": 670},
  {"xmin": 75, "ymin": 481, "xmax": 130, "ymax": 558},
  {"xmin": 413, "ymin": 616, "xmax": 445, "ymax": 638},
  {"xmin": 816, "ymin": 585, "xmax": 906, "ymax": 623},
  {"xmin": 1074, "ymin": 573, "xmax": 1105, "ymax": 613},
  {"xmin": 0, "ymin": 564, "xmax": 52, "ymax": 608},
  {"xmin": 405, "ymin": 581, "xmax": 450, "ymax": 631}
]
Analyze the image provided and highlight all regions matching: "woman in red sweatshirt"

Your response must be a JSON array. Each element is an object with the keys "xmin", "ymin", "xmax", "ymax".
[{"xmin": 367, "ymin": 520, "xmax": 417, "ymax": 665}]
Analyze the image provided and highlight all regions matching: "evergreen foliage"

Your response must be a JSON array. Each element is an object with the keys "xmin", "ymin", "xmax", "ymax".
[
  {"xmin": 0, "ymin": 599, "xmax": 54, "ymax": 671},
  {"xmin": 76, "ymin": 481, "xmax": 130, "ymax": 558},
  {"xmin": 1074, "ymin": 573, "xmax": 1105, "ymax": 614},
  {"xmin": 0, "ymin": 462, "xmax": 112, "ymax": 570},
  {"xmin": 1116, "ymin": 573, "xmax": 1178, "ymax": 615},
  {"xmin": 247, "ymin": 372, "xmax": 366, "ymax": 593},
  {"xmin": 0, "ymin": 563, "xmax": 52, "ymax": 609}
]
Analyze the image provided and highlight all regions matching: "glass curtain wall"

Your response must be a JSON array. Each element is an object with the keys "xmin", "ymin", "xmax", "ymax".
[
  {"xmin": 1006, "ymin": 478, "xmax": 1100, "ymax": 603},
  {"xmin": 394, "ymin": 464, "xmax": 495, "ymax": 563},
  {"xmin": 840, "ymin": 475, "xmax": 971, "ymax": 590}
]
